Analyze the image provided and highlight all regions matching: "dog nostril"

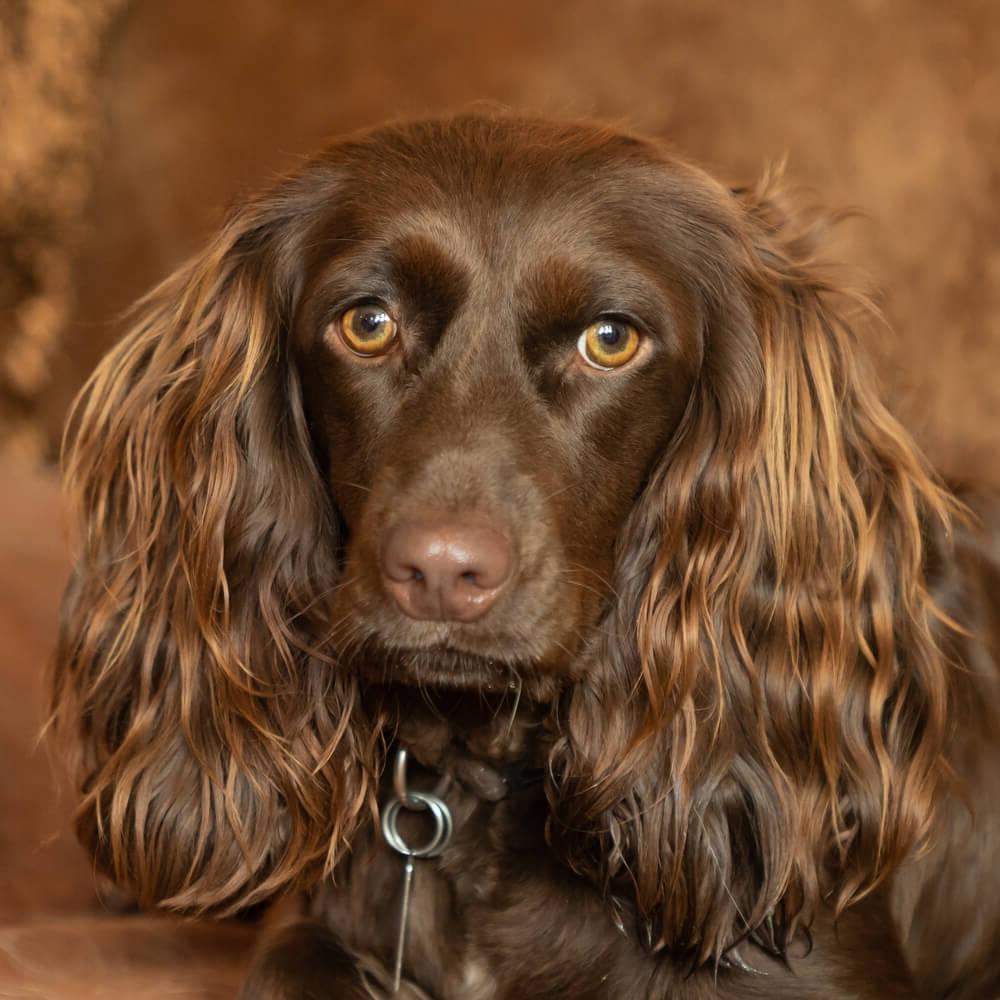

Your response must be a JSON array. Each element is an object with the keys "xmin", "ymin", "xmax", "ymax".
[{"xmin": 380, "ymin": 514, "xmax": 513, "ymax": 623}]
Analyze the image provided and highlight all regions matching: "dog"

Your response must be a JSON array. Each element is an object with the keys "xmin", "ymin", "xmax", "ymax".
[{"xmin": 51, "ymin": 113, "xmax": 1000, "ymax": 997}]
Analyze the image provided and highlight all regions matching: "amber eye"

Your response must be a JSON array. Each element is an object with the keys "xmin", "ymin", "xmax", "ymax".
[
  {"xmin": 337, "ymin": 305, "xmax": 398, "ymax": 356},
  {"xmin": 577, "ymin": 319, "xmax": 641, "ymax": 370}
]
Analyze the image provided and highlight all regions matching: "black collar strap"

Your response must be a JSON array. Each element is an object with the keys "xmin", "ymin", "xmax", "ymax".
[
  {"xmin": 498, "ymin": 760, "xmax": 546, "ymax": 795},
  {"xmin": 393, "ymin": 743, "xmax": 545, "ymax": 804}
]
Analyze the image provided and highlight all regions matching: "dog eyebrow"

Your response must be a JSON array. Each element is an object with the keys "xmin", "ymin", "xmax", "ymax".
[
  {"xmin": 385, "ymin": 232, "xmax": 470, "ymax": 345},
  {"xmin": 299, "ymin": 230, "xmax": 470, "ymax": 348},
  {"xmin": 518, "ymin": 253, "xmax": 674, "ymax": 344}
]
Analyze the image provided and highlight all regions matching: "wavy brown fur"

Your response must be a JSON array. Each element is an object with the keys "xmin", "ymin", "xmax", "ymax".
[
  {"xmin": 549, "ymin": 174, "xmax": 961, "ymax": 964},
  {"xmin": 52, "ymin": 176, "xmax": 379, "ymax": 913},
  {"xmin": 49, "ymin": 113, "xmax": 999, "ymax": 996}
]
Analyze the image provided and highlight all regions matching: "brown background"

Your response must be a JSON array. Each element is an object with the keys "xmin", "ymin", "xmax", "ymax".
[{"xmin": 1, "ymin": 1, "xmax": 997, "ymax": 996}]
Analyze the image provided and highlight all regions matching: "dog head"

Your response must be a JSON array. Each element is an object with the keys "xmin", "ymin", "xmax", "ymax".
[{"xmin": 53, "ymin": 114, "xmax": 957, "ymax": 962}]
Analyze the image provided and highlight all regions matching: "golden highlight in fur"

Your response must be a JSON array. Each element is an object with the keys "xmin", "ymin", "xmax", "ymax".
[
  {"xmin": 49, "ymin": 114, "xmax": 994, "ymax": 993},
  {"xmin": 548, "ymin": 175, "xmax": 961, "ymax": 964},
  {"xmin": 53, "ymin": 188, "xmax": 381, "ymax": 912}
]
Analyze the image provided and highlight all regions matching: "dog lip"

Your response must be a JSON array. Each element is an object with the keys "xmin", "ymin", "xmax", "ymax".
[
  {"xmin": 383, "ymin": 636, "xmax": 520, "ymax": 669},
  {"xmin": 368, "ymin": 642, "xmax": 523, "ymax": 691}
]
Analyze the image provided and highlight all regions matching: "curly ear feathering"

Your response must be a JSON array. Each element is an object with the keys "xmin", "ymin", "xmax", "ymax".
[
  {"xmin": 50, "ymin": 114, "xmax": 1000, "ymax": 998},
  {"xmin": 548, "ymin": 177, "xmax": 961, "ymax": 964},
  {"xmin": 52, "ymin": 172, "xmax": 378, "ymax": 913}
]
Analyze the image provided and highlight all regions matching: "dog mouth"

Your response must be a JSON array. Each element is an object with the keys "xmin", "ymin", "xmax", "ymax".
[
  {"xmin": 341, "ymin": 631, "xmax": 567, "ymax": 700},
  {"xmin": 327, "ymin": 561, "xmax": 592, "ymax": 697},
  {"xmin": 349, "ymin": 633, "xmax": 523, "ymax": 687}
]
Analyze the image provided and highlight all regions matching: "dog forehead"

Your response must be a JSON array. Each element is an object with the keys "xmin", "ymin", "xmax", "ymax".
[
  {"xmin": 327, "ymin": 118, "xmax": 667, "ymax": 238},
  {"xmin": 349, "ymin": 202, "xmax": 620, "ymax": 285},
  {"xmin": 324, "ymin": 174, "xmax": 668, "ymax": 303},
  {"xmin": 332, "ymin": 114, "xmax": 656, "ymax": 187}
]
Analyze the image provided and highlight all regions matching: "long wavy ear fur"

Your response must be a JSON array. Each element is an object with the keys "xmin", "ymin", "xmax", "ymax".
[
  {"xmin": 50, "ymin": 170, "xmax": 376, "ymax": 914},
  {"xmin": 550, "ymin": 165, "xmax": 960, "ymax": 965}
]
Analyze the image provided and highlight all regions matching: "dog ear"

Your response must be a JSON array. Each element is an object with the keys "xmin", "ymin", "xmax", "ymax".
[
  {"xmin": 51, "ymin": 168, "xmax": 377, "ymax": 914},
  {"xmin": 550, "ymin": 167, "xmax": 960, "ymax": 964}
]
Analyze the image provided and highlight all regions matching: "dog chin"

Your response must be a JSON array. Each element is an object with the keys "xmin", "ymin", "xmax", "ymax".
[{"xmin": 358, "ymin": 640, "xmax": 562, "ymax": 699}]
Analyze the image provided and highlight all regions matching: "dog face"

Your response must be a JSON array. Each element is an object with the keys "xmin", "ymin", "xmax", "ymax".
[
  {"xmin": 56, "ymin": 116, "xmax": 958, "ymax": 960},
  {"xmin": 294, "ymin": 121, "xmax": 707, "ymax": 693}
]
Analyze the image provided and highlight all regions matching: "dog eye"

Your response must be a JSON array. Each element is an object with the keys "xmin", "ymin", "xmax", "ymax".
[
  {"xmin": 577, "ymin": 319, "xmax": 640, "ymax": 370},
  {"xmin": 337, "ymin": 305, "xmax": 399, "ymax": 356}
]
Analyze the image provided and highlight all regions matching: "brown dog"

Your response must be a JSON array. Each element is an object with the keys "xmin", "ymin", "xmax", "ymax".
[{"xmin": 52, "ymin": 114, "xmax": 1000, "ymax": 998}]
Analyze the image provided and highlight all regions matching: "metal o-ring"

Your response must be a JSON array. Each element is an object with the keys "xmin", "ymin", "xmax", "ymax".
[{"xmin": 381, "ymin": 791, "xmax": 453, "ymax": 859}]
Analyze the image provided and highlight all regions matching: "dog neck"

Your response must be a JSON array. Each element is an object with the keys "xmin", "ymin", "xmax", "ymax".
[{"xmin": 368, "ymin": 684, "xmax": 550, "ymax": 799}]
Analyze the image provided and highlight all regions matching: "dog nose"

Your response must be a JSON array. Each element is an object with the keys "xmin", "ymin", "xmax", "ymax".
[{"xmin": 380, "ymin": 514, "xmax": 513, "ymax": 623}]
